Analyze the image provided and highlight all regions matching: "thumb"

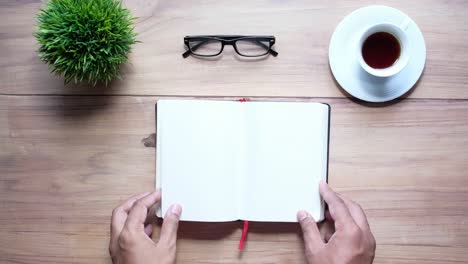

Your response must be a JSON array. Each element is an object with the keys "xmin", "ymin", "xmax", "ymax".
[
  {"xmin": 297, "ymin": 210, "xmax": 323, "ymax": 251},
  {"xmin": 159, "ymin": 204, "xmax": 182, "ymax": 246}
]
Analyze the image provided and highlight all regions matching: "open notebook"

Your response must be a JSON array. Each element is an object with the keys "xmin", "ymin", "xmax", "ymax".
[{"xmin": 156, "ymin": 99, "xmax": 330, "ymax": 222}]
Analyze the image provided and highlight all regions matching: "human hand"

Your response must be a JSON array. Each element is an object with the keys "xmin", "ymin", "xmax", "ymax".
[
  {"xmin": 297, "ymin": 182, "xmax": 376, "ymax": 264},
  {"xmin": 109, "ymin": 191, "xmax": 182, "ymax": 264}
]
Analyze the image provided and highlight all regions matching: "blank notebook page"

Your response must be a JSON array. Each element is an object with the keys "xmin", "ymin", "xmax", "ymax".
[
  {"xmin": 240, "ymin": 102, "xmax": 329, "ymax": 222},
  {"xmin": 157, "ymin": 100, "xmax": 241, "ymax": 221}
]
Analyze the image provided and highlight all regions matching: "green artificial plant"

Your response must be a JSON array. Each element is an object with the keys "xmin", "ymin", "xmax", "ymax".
[{"xmin": 35, "ymin": 0, "xmax": 138, "ymax": 85}]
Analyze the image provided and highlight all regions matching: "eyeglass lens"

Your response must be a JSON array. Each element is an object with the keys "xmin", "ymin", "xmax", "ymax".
[
  {"xmin": 235, "ymin": 39, "xmax": 270, "ymax": 56},
  {"xmin": 188, "ymin": 39, "xmax": 222, "ymax": 56}
]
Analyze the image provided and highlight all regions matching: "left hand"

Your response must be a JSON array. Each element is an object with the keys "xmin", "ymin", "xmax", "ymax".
[{"xmin": 109, "ymin": 191, "xmax": 182, "ymax": 264}]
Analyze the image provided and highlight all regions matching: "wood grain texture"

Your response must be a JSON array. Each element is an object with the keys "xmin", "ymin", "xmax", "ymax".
[
  {"xmin": 1, "ymin": 95, "xmax": 468, "ymax": 263},
  {"xmin": 1, "ymin": 0, "xmax": 468, "ymax": 98},
  {"xmin": 2, "ymin": 0, "xmax": 468, "ymax": 263}
]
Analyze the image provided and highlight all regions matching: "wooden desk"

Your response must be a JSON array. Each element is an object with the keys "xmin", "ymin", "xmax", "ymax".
[{"xmin": 1, "ymin": 0, "xmax": 467, "ymax": 263}]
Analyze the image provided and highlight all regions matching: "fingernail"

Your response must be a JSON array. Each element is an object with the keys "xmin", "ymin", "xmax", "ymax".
[
  {"xmin": 297, "ymin": 210, "xmax": 309, "ymax": 221},
  {"xmin": 171, "ymin": 204, "xmax": 182, "ymax": 217}
]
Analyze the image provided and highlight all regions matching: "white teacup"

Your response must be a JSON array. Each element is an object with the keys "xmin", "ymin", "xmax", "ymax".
[{"xmin": 357, "ymin": 18, "xmax": 411, "ymax": 78}]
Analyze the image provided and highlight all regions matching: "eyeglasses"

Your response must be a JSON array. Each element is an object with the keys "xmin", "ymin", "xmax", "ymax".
[{"xmin": 182, "ymin": 35, "xmax": 278, "ymax": 58}]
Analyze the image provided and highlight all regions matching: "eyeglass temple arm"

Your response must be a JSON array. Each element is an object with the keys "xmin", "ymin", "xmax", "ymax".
[
  {"xmin": 182, "ymin": 50, "xmax": 191, "ymax": 58},
  {"xmin": 255, "ymin": 40, "xmax": 278, "ymax": 57},
  {"xmin": 182, "ymin": 41, "xmax": 207, "ymax": 58}
]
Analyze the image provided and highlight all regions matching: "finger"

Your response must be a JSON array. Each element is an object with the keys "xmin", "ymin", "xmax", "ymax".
[
  {"xmin": 159, "ymin": 204, "xmax": 182, "ymax": 246},
  {"xmin": 145, "ymin": 188, "xmax": 161, "ymax": 225},
  {"xmin": 297, "ymin": 210, "xmax": 323, "ymax": 251},
  {"xmin": 319, "ymin": 181, "xmax": 356, "ymax": 230},
  {"xmin": 321, "ymin": 210, "xmax": 335, "ymax": 242},
  {"xmin": 318, "ymin": 220, "xmax": 335, "ymax": 243},
  {"xmin": 146, "ymin": 203, "xmax": 158, "ymax": 225},
  {"xmin": 111, "ymin": 192, "xmax": 151, "ymax": 233},
  {"xmin": 122, "ymin": 192, "xmax": 152, "ymax": 212},
  {"xmin": 144, "ymin": 224, "xmax": 154, "ymax": 237},
  {"xmin": 339, "ymin": 194, "xmax": 371, "ymax": 232},
  {"xmin": 111, "ymin": 192, "xmax": 151, "ymax": 235},
  {"xmin": 110, "ymin": 192, "xmax": 151, "ymax": 256},
  {"xmin": 125, "ymin": 191, "xmax": 161, "ymax": 232}
]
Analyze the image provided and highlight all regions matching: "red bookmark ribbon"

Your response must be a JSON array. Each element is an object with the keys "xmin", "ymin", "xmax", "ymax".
[{"xmin": 238, "ymin": 220, "xmax": 249, "ymax": 250}]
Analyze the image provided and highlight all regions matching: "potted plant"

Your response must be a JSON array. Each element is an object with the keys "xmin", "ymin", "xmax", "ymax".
[{"xmin": 35, "ymin": 0, "xmax": 138, "ymax": 85}]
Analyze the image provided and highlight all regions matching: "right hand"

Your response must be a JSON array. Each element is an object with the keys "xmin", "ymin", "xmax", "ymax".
[{"xmin": 297, "ymin": 182, "xmax": 376, "ymax": 264}]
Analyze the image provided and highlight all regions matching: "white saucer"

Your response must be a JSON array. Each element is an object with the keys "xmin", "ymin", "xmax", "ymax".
[{"xmin": 329, "ymin": 6, "xmax": 426, "ymax": 102}]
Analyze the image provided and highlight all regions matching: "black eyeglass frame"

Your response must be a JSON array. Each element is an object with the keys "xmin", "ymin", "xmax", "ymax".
[{"xmin": 182, "ymin": 35, "xmax": 278, "ymax": 58}]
